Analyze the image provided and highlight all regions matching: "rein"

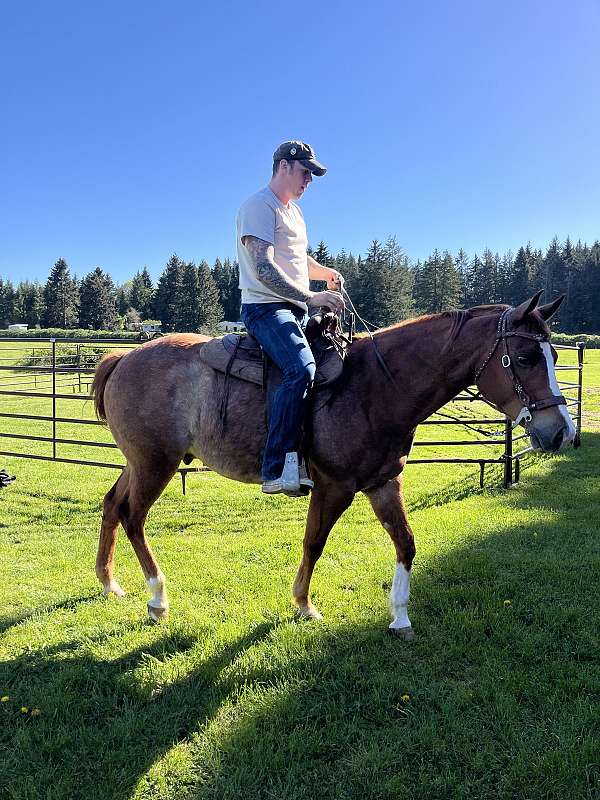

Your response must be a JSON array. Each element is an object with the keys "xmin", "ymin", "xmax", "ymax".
[
  {"xmin": 341, "ymin": 294, "xmax": 566, "ymax": 432},
  {"xmin": 473, "ymin": 306, "xmax": 567, "ymax": 427}
]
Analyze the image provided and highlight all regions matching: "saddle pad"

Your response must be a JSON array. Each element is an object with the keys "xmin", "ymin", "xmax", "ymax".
[
  {"xmin": 199, "ymin": 333, "xmax": 344, "ymax": 388},
  {"xmin": 200, "ymin": 336, "xmax": 263, "ymax": 385}
]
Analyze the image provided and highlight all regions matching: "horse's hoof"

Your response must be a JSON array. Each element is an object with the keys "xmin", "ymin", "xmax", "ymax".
[
  {"xmin": 103, "ymin": 582, "xmax": 126, "ymax": 598},
  {"xmin": 388, "ymin": 625, "xmax": 415, "ymax": 641},
  {"xmin": 296, "ymin": 605, "xmax": 323, "ymax": 621},
  {"xmin": 147, "ymin": 603, "xmax": 169, "ymax": 623}
]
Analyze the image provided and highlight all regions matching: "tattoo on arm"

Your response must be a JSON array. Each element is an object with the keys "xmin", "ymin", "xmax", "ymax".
[{"xmin": 243, "ymin": 236, "xmax": 312, "ymax": 303}]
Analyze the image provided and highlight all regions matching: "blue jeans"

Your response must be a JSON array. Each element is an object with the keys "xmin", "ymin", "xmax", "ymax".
[{"xmin": 241, "ymin": 302, "xmax": 316, "ymax": 480}]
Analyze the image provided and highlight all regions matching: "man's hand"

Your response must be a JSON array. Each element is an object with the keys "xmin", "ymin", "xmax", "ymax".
[
  {"xmin": 325, "ymin": 269, "xmax": 344, "ymax": 292},
  {"xmin": 308, "ymin": 290, "xmax": 345, "ymax": 315}
]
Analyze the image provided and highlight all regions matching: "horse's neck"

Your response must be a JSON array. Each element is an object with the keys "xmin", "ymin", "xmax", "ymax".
[{"xmin": 371, "ymin": 312, "xmax": 495, "ymax": 424}]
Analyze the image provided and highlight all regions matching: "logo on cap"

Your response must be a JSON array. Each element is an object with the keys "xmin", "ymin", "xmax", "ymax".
[{"xmin": 290, "ymin": 147, "xmax": 297, "ymax": 155}]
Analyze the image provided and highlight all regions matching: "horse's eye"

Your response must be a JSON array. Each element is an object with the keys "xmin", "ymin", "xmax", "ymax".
[{"xmin": 517, "ymin": 354, "xmax": 532, "ymax": 366}]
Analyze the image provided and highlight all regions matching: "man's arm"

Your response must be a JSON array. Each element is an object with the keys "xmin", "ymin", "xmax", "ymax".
[
  {"xmin": 243, "ymin": 236, "xmax": 312, "ymax": 304},
  {"xmin": 307, "ymin": 255, "xmax": 344, "ymax": 291}
]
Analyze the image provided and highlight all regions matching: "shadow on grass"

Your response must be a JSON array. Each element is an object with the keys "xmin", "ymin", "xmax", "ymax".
[
  {"xmin": 0, "ymin": 436, "xmax": 598, "ymax": 800},
  {"xmin": 0, "ymin": 593, "xmax": 100, "ymax": 635}
]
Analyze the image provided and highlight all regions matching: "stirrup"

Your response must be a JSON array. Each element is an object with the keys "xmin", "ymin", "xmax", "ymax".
[{"xmin": 261, "ymin": 453, "xmax": 313, "ymax": 497}]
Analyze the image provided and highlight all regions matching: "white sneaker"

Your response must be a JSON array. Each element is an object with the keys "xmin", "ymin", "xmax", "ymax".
[{"xmin": 261, "ymin": 453, "xmax": 314, "ymax": 496}]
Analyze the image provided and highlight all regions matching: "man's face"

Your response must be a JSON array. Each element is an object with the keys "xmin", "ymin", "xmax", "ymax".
[{"xmin": 284, "ymin": 160, "xmax": 313, "ymax": 199}]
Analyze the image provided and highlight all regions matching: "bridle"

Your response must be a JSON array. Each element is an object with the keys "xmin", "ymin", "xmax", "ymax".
[{"xmin": 474, "ymin": 307, "xmax": 567, "ymax": 428}]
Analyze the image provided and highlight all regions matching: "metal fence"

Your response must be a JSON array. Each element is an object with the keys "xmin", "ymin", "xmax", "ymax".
[{"xmin": 0, "ymin": 336, "xmax": 585, "ymax": 491}]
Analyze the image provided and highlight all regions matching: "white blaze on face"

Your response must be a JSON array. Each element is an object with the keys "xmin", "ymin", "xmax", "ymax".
[
  {"xmin": 389, "ymin": 563, "xmax": 411, "ymax": 630},
  {"xmin": 541, "ymin": 343, "xmax": 577, "ymax": 441}
]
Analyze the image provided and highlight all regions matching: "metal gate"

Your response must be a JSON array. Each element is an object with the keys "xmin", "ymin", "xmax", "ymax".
[{"xmin": 0, "ymin": 336, "xmax": 585, "ymax": 491}]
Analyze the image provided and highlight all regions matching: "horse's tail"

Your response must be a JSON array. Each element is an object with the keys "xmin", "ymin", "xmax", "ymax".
[{"xmin": 91, "ymin": 351, "xmax": 126, "ymax": 420}]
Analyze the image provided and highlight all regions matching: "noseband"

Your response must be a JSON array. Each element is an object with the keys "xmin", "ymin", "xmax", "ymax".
[{"xmin": 474, "ymin": 307, "xmax": 567, "ymax": 427}]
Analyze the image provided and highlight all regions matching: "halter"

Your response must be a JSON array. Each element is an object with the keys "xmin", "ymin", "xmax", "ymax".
[{"xmin": 473, "ymin": 307, "xmax": 567, "ymax": 428}]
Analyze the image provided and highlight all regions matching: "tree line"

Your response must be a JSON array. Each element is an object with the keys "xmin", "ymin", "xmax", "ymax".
[{"xmin": 1, "ymin": 235, "xmax": 599, "ymax": 333}]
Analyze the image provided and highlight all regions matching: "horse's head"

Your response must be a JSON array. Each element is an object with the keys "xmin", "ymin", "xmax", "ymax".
[{"xmin": 474, "ymin": 290, "xmax": 576, "ymax": 452}]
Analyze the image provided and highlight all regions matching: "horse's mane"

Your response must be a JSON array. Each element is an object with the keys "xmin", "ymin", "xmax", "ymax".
[{"xmin": 351, "ymin": 304, "xmax": 510, "ymax": 350}]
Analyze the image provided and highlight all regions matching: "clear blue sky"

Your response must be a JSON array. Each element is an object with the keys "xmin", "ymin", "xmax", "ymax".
[{"xmin": 2, "ymin": 0, "xmax": 599, "ymax": 285}]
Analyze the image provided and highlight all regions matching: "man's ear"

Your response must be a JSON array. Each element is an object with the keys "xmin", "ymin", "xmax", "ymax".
[
  {"xmin": 511, "ymin": 289, "xmax": 544, "ymax": 324},
  {"xmin": 537, "ymin": 295, "xmax": 565, "ymax": 321}
]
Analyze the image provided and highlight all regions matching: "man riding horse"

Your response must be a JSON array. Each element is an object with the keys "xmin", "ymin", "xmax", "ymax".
[{"xmin": 236, "ymin": 140, "xmax": 345, "ymax": 496}]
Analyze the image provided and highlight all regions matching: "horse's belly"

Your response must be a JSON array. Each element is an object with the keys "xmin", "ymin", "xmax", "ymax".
[{"xmin": 191, "ymin": 371, "xmax": 266, "ymax": 483}]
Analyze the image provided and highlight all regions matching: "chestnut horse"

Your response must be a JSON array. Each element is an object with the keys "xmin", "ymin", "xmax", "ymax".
[{"xmin": 91, "ymin": 292, "xmax": 575, "ymax": 638}]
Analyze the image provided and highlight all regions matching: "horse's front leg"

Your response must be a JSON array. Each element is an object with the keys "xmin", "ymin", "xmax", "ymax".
[
  {"xmin": 364, "ymin": 475, "xmax": 416, "ymax": 640},
  {"xmin": 292, "ymin": 480, "xmax": 354, "ymax": 619}
]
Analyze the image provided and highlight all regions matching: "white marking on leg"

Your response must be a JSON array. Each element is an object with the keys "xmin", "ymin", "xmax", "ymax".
[
  {"xmin": 542, "ymin": 343, "xmax": 576, "ymax": 441},
  {"xmin": 147, "ymin": 574, "xmax": 168, "ymax": 611},
  {"xmin": 389, "ymin": 563, "xmax": 411, "ymax": 630},
  {"xmin": 103, "ymin": 580, "xmax": 126, "ymax": 598}
]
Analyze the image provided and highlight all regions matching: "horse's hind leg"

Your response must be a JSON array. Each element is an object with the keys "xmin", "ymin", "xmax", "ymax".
[
  {"xmin": 364, "ymin": 475, "xmax": 416, "ymax": 640},
  {"xmin": 292, "ymin": 481, "xmax": 354, "ymax": 619},
  {"xmin": 120, "ymin": 459, "xmax": 180, "ymax": 622},
  {"xmin": 96, "ymin": 469, "xmax": 129, "ymax": 598}
]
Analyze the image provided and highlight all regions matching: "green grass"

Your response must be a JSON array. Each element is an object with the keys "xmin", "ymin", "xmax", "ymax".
[{"xmin": 0, "ymin": 346, "xmax": 598, "ymax": 800}]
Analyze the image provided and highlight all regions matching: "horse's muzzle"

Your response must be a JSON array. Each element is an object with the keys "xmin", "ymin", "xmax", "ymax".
[{"xmin": 529, "ymin": 419, "xmax": 576, "ymax": 453}]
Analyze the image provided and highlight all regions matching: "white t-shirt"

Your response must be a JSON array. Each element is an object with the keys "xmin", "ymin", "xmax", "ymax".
[{"xmin": 236, "ymin": 186, "xmax": 309, "ymax": 312}]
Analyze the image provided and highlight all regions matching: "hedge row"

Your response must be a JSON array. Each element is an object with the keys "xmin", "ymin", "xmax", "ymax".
[
  {"xmin": 1, "ymin": 327, "xmax": 599, "ymax": 347},
  {"xmin": 0, "ymin": 328, "xmax": 140, "ymax": 340},
  {"xmin": 552, "ymin": 333, "xmax": 600, "ymax": 348}
]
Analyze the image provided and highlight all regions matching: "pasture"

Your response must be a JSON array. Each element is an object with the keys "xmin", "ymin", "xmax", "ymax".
[{"xmin": 0, "ymin": 347, "xmax": 598, "ymax": 800}]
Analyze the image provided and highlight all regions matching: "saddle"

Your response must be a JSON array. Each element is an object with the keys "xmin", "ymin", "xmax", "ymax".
[{"xmin": 199, "ymin": 312, "xmax": 350, "ymax": 392}]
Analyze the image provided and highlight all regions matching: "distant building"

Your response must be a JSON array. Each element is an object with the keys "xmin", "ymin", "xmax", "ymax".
[
  {"xmin": 8, "ymin": 324, "xmax": 27, "ymax": 332},
  {"xmin": 218, "ymin": 321, "xmax": 245, "ymax": 333}
]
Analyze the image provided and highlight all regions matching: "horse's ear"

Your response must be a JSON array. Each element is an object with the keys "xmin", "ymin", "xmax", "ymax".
[
  {"xmin": 537, "ymin": 295, "xmax": 565, "ymax": 321},
  {"xmin": 511, "ymin": 290, "xmax": 544, "ymax": 324}
]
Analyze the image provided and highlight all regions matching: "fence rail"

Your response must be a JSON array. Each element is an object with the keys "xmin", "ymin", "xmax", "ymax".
[{"xmin": 0, "ymin": 336, "xmax": 585, "ymax": 491}]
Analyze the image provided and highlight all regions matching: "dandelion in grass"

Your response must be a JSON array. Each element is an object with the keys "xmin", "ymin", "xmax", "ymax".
[
  {"xmin": 0, "ymin": 696, "xmax": 9, "ymax": 703},
  {"xmin": 31, "ymin": 708, "xmax": 41, "ymax": 716},
  {"xmin": 503, "ymin": 600, "xmax": 512, "ymax": 606},
  {"xmin": 401, "ymin": 694, "xmax": 410, "ymax": 702},
  {"xmin": 20, "ymin": 707, "xmax": 28, "ymax": 713}
]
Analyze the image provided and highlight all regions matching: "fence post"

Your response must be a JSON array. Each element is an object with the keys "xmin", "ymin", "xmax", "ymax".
[
  {"xmin": 51, "ymin": 339, "xmax": 56, "ymax": 460},
  {"xmin": 503, "ymin": 415, "xmax": 513, "ymax": 489},
  {"xmin": 574, "ymin": 341, "xmax": 585, "ymax": 448}
]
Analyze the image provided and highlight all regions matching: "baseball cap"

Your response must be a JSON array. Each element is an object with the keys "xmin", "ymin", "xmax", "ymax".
[{"xmin": 273, "ymin": 140, "xmax": 327, "ymax": 176}]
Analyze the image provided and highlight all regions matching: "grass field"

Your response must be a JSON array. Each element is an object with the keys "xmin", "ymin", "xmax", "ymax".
[{"xmin": 0, "ymin": 344, "xmax": 598, "ymax": 799}]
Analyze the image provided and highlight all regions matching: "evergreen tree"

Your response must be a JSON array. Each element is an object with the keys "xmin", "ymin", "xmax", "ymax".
[
  {"xmin": 340, "ymin": 252, "xmax": 359, "ymax": 304},
  {"xmin": 15, "ymin": 281, "xmax": 44, "ymax": 327},
  {"xmin": 542, "ymin": 236, "xmax": 568, "ymax": 308},
  {"xmin": 506, "ymin": 247, "xmax": 530, "ymax": 306},
  {"xmin": 129, "ymin": 267, "xmax": 154, "ymax": 319},
  {"xmin": 497, "ymin": 251, "xmax": 514, "ymax": 304},
  {"xmin": 0, "ymin": 279, "xmax": 16, "ymax": 327},
  {"xmin": 79, "ymin": 267, "xmax": 119, "ymax": 330},
  {"xmin": 413, "ymin": 249, "xmax": 460, "ymax": 313},
  {"xmin": 566, "ymin": 243, "xmax": 585, "ymax": 331},
  {"xmin": 454, "ymin": 248, "xmax": 470, "ymax": 307},
  {"xmin": 527, "ymin": 245, "xmax": 545, "ymax": 294},
  {"xmin": 313, "ymin": 241, "xmax": 333, "ymax": 267},
  {"xmin": 197, "ymin": 260, "xmax": 223, "ymax": 333},
  {"xmin": 354, "ymin": 239, "xmax": 412, "ymax": 326},
  {"xmin": 212, "ymin": 258, "xmax": 241, "ymax": 321},
  {"xmin": 466, "ymin": 252, "xmax": 493, "ymax": 306},
  {"xmin": 153, "ymin": 254, "xmax": 183, "ymax": 332},
  {"xmin": 577, "ymin": 242, "xmax": 600, "ymax": 332},
  {"xmin": 176, "ymin": 261, "xmax": 202, "ymax": 332},
  {"xmin": 43, "ymin": 258, "xmax": 79, "ymax": 328},
  {"xmin": 115, "ymin": 285, "xmax": 130, "ymax": 316},
  {"xmin": 381, "ymin": 236, "xmax": 414, "ymax": 321},
  {"xmin": 224, "ymin": 259, "xmax": 241, "ymax": 321}
]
